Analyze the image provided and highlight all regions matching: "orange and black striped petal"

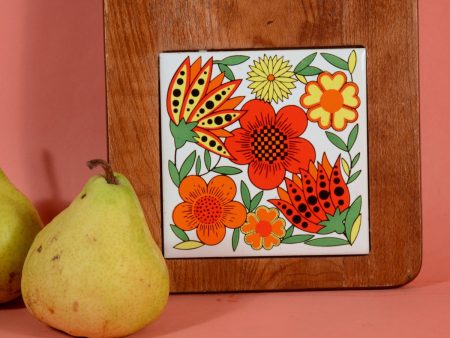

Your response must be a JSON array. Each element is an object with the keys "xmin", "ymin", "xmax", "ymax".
[
  {"xmin": 194, "ymin": 127, "xmax": 231, "ymax": 158},
  {"xmin": 268, "ymin": 199, "xmax": 323, "ymax": 233},
  {"xmin": 188, "ymin": 80, "xmax": 241, "ymax": 122},
  {"xmin": 181, "ymin": 58, "xmax": 213, "ymax": 121},
  {"xmin": 167, "ymin": 57, "xmax": 190, "ymax": 124},
  {"xmin": 197, "ymin": 110, "xmax": 244, "ymax": 130},
  {"xmin": 329, "ymin": 157, "xmax": 350, "ymax": 211}
]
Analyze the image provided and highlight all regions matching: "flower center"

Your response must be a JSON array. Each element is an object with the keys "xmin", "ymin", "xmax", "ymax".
[
  {"xmin": 251, "ymin": 125, "xmax": 288, "ymax": 164},
  {"xmin": 193, "ymin": 195, "xmax": 222, "ymax": 224},
  {"xmin": 320, "ymin": 89, "xmax": 344, "ymax": 113},
  {"xmin": 256, "ymin": 220, "xmax": 272, "ymax": 237},
  {"xmin": 267, "ymin": 74, "xmax": 275, "ymax": 81}
]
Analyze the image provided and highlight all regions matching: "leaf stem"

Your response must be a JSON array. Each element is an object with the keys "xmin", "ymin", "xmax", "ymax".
[
  {"xmin": 200, "ymin": 156, "xmax": 221, "ymax": 177},
  {"xmin": 346, "ymin": 149, "xmax": 353, "ymax": 183}
]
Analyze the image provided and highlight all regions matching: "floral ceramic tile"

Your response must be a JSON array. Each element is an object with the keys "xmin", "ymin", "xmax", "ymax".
[{"xmin": 160, "ymin": 48, "xmax": 369, "ymax": 258}]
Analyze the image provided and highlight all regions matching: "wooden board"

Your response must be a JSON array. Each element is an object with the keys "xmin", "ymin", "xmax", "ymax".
[{"xmin": 104, "ymin": 0, "xmax": 421, "ymax": 292}]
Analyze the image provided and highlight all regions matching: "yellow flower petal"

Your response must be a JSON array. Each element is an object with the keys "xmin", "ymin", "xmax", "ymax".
[
  {"xmin": 276, "ymin": 76, "xmax": 296, "ymax": 83},
  {"xmin": 273, "ymin": 57, "xmax": 283, "ymax": 74},
  {"xmin": 268, "ymin": 81, "xmax": 274, "ymax": 102},
  {"xmin": 268, "ymin": 56, "xmax": 274, "ymax": 74},
  {"xmin": 261, "ymin": 56, "xmax": 270, "ymax": 74},
  {"xmin": 332, "ymin": 107, "xmax": 358, "ymax": 131},
  {"xmin": 308, "ymin": 106, "xmax": 332, "ymax": 129},
  {"xmin": 251, "ymin": 63, "xmax": 267, "ymax": 76},
  {"xmin": 274, "ymin": 61, "xmax": 290, "ymax": 76},
  {"xmin": 350, "ymin": 214, "xmax": 362, "ymax": 244},
  {"xmin": 248, "ymin": 76, "xmax": 267, "ymax": 82},
  {"xmin": 319, "ymin": 72, "xmax": 346, "ymax": 90},
  {"xmin": 348, "ymin": 50, "xmax": 357, "ymax": 74},
  {"xmin": 301, "ymin": 83, "xmax": 323, "ymax": 107},
  {"xmin": 341, "ymin": 84, "xmax": 360, "ymax": 108},
  {"xmin": 273, "ymin": 81, "xmax": 283, "ymax": 100}
]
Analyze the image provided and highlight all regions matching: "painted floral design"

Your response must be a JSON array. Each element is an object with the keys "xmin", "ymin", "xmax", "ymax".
[
  {"xmin": 300, "ymin": 71, "xmax": 360, "ymax": 131},
  {"xmin": 241, "ymin": 206, "xmax": 286, "ymax": 250},
  {"xmin": 167, "ymin": 57, "xmax": 245, "ymax": 157},
  {"xmin": 225, "ymin": 99, "xmax": 315, "ymax": 190},
  {"xmin": 172, "ymin": 175, "xmax": 246, "ymax": 245},
  {"xmin": 247, "ymin": 55, "xmax": 296, "ymax": 103},
  {"xmin": 269, "ymin": 154, "xmax": 353, "ymax": 235}
]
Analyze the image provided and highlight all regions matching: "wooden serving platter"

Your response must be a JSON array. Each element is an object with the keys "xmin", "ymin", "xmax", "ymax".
[{"xmin": 104, "ymin": 0, "xmax": 421, "ymax": 292}]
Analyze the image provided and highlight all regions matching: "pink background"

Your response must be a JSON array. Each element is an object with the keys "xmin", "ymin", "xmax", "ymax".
[{"xmin": 0, "ymin": 0, "xmax": 449, "ymax": 337}]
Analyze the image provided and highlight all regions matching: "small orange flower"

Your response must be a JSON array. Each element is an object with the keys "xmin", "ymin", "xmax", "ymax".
[
  {"xmin": 173, "ymin": 175, "xmax": 246, "ymax": 245},
  {"xmin": 241, "ymin": 206, "xmax": 286, "ymax": 250},
  {"xmin": 300, "ymin": 71, "xmax": 360, "ymax": 131}
]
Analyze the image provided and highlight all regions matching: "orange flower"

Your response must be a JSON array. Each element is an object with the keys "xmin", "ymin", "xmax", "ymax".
[
  {"xmin": 241, "ymin": 206, "xmax": 286, "ymax": 250},
  {"xmin": 173, "ymin": 175, "xmax": 246, "ymax": 245},
  {"xmin": 300, "ymin": 71, "xmax": 360, "ymax": 131}
]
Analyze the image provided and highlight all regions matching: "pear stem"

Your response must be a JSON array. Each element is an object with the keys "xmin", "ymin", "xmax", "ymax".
[{"xmin": 86, "ymin": 159, "xmax": 118, "ymax": 185}]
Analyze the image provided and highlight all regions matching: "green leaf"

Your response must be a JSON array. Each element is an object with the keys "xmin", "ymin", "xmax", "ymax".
[
  {"xmin": 232, "ymin": 228, "xmax": 240, "ymax": 251},
  {"xmin": 284, "ymin": 225, "xmax": 295, "ymax": 238},
  {"xmin": 351, "ymin": 153, "xmax": 360, "ymax": 167},
  {"xmin": 212, "ymin": 166, "xmax": 242, "ymax": 175},
  {"xmin": 282, "ymin": 235, "xmax": 314, "ymax": 244},
  {"xmin": 195, "ymin": 156, "xmax": 201, "ymax": 175},
  {"xmin": 218, "ymin": 64, "xmax": 235, "ymax": 80},
  {"xmin": 249, "ymin": 191, "xmax": 264, "ymax": 212},
  {"xmin": 297, "ymin": 66, "xmax": 322, "ymax": 76},
  {"xmin": 168, "ymin": 160, "xmax": 180, "ymax": 187},
  {"xmin": 345, "ymin": 196, "xmax": 362, "ymax": 240},
  {"xmin": 294, "ymin": 52, "xmax": 317, "ymax": 73},
  {"xmin": 216, "ymin": 55, "xmax": 249, "ymax": 66},
  {"xmin": 174, "ymin": 241, "xmax": 204, "ymax": 250},
  {"xmin": 170, "ymin": 119, "xmax": 198, "ymax": 149},
  {"xmin": 321, "ymin": 53, "xmax": 349, "ymax": 70},
  {"xmin": 347, "ymin": 170, "xmax": 361, "ymax": 184},
  {"xmin": 347, "ymin": 124, "xmax": 359, "ymax": 151},
  {"xmin": 179, "ymin": 151, "xmax": 196, "ymax": 181},
  {"xmin": 204, "ymin": 150, "xmax": 211, "ymax": 170},
  {"xmin": 304, "ymin": 237, "xmax": 349, "ymax": 247},
  {"xmin": 325, "ymin": 131, "xmax": 348, "ymax": 151},
  {"xmin": 240, "ymin": 181, "xmax": 251, "ymax": 210},
  {"xmin": 170, "ymin": 224, "xmax": 189, "ymax": 241},
  {"xmin": 318, "ymin": 208, "xmax": 348, "ymax": 235}
]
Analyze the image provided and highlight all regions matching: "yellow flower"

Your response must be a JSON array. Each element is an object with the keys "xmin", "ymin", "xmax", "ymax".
[
  {"xmin": 300, "ymin": 71, "xmax": 361, "ymax": 131},
  {"xmin": 247, "ymin": 55, "xmax": 296, "ymax": 103}
]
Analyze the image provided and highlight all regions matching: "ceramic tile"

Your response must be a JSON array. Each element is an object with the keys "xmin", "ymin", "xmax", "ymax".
[{"xmin": 159, "ymin": 48, "xmax": 369, "ymax": 258}]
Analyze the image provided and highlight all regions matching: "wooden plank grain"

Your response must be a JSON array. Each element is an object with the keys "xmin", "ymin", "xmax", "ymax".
[{"xmin": 104, "ymin": 0, "xmax": 421, "ymax": 292}]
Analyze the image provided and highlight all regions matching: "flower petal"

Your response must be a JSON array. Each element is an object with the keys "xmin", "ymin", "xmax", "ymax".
[
  {"xmin": 224, "ymin": 128, "xmax": 254, "ymax": 165},
  {"xmin": 239, "ymin": 99, "xmax": 276, "ymax": 131},
  {"xmin": 248, "ymin": 161, "xmax": 285, "ymax": 190},
  {"xmin": 307, "ymin": 106, "xmax": 332, "ymax": 129},
  {"xmin": 283, "ymin": 137, "xmax": 316, "ymax": 173},
  {"xmin": 173, "ymin": 202, "xmax": 198, "ymax": 231},
  {"xmin": 332, "ymin": 107, "xmax": 358, "ymax": 131},
  {"xmin": 271, "ymin": 219, "xmax": 286, "ymax": 238},
  {"xmin": 276, "ymin": 105, "xmax": 308, "ymax": 137},
  {"xmin": 255, "ymin": 206, "xmax": 279, "ymax": 223},
  {"xmin": 340, "ymin": 83, "xmax": 361, "ymax": 108},
  {"xmin": 318, "ymin": 71, "xmax": 346, "ymax": 91},
  {"xmin": 241, "ymin": 213, "xmax": 259, "ymax": 234},
  {"xmin": 179, "ymin": 175, "xmax": 207, "ymax": 203},
  {"xmin": 262, "ymin": 234, "xmax": 281, "ymax": 250},
  {"xmin": 244, "ymin": 232, "xmax": 263, "ymax": 250},
  {"xmin": 300, "ymin": 82, "xmax": 323, "ymax": 108},
  {"xmin": 197, "ymin": 223, "xmax": 226, "ymax": 246},
  {"xmin": 208, "ymin": 175, "xmax": 237, "ymax": 203},
  {"xmin": 222, "ymin": 201, "xmax": 247, "ymax": 229}
]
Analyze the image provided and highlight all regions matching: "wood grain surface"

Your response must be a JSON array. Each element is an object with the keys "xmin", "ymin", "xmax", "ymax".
[{"xmin": 104, "ymin": 0, "xmax": 421, "ymax": 292}]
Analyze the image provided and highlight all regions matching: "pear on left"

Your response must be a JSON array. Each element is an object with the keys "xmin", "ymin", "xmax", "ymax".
[{"xmin": 0, "ymin": 168, "xmax": 43, "ymax": 303}]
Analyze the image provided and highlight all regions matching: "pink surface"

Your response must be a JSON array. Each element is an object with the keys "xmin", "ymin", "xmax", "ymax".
[{"xmin": 0, "ymin": 0, "xmax": 449, "ymax": 337}]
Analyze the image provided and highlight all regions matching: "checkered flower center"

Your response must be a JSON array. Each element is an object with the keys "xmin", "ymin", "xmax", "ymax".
[{"xmin": 251, "ymin": 125, "xmax": 288, "ymax": 163}]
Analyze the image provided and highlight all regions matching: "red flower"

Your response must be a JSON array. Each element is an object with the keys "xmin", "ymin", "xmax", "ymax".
[{"xmin": 225, "ymin": 99, "xmax": 315, "ymax": 190}]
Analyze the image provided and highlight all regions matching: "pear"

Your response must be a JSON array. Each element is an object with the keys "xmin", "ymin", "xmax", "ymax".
[
  {"xmin": 21, "ymin": 160, "xmax": 169, "ymax": 338},
  {"xmin": 0, "ymin": 168, "xmax": 42, "ymax": 303}
]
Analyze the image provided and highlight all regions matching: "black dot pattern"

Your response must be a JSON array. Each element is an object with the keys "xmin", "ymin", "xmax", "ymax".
[
  {"xmin": 250, "ymin": 125, "xmax": 288, "ymax": 164},
  {"xmin": 316, "ymin": 165, "xmax": 336, "ymax": 214},
  {"xmin": 197, "ymin": 132, "xmax": 228, "ymax": 156},
  {"xmin": 270, "ymin": 199, "xmax": 323, "ymax": 233}
]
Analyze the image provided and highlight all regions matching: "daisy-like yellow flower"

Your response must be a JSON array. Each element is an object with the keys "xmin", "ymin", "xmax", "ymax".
[{"xmin": 247, "ymin": 55, "xmax": 296, "ymax": 103}]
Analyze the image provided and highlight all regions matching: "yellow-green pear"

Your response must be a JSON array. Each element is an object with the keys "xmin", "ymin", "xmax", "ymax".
[
  {"xmin": 22, "ymin": 160, "xmax": 169, "ymax": 338},
  {"xmin": 0, "ymin": 168, "xmax": 42, "ymax": 303}
]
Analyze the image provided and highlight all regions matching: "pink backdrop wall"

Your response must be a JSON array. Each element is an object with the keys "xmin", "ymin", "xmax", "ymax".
[{"xmin": 0, "ymin": 1, "xmax": 449, "ymax": 337}]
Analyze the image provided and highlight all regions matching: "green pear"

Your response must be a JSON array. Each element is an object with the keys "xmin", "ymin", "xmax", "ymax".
[
  {"xmin": 0, "ymin": 168, "xmax": 42, "ymax": 303},
  {"xmin": 22, "ymin": 160, "xmax": 169, "ymax": 338}
]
